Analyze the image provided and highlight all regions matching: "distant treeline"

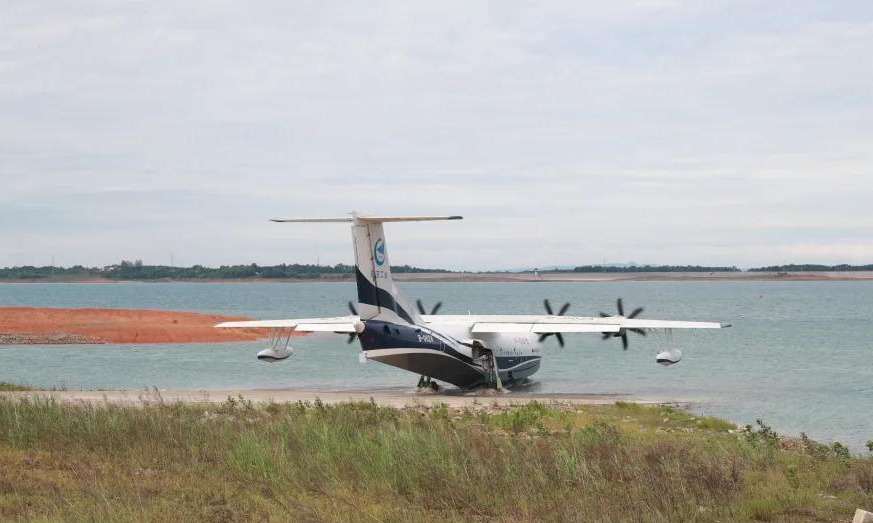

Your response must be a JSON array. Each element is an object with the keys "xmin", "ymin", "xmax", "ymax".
[
  {"xmin": 747, "ymin": 264, "xmax": 873, "ymax": 272},
  {"xmin": 553, "ymin": 264, "xmax": 873, "ymax": 273},
  {"xmin": 564, "ymin": 265, "xmax": 741, "ymax": 273},
  {"xmin": 3, "ymin": 261, "xmax": 873, "ymax": 281},
  {"xmin": 0, "ymin": 260, "xmax": 450, "ymax": 281}
]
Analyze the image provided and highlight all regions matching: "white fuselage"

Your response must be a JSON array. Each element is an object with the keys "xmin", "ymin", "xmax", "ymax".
[{"xmin": 424, "ymin": 323, "xmax": 544, "ymax": 384}]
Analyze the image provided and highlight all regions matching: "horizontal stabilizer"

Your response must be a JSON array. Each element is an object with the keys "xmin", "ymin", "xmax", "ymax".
[
  {"xmin": 271, "ymin": 218, "xmax": 353, "ymax": 223},
  {"xmin": 271, "ymin": 215, "xmax": 462, "ymax": 223},
  {"xmin": 356, "ymin": 215, "xmax": 462, "ymax": 223}
]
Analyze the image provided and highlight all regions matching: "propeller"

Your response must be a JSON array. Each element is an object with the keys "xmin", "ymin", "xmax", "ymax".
[
  {"xmin": 539, "ymin": 299, "xmax": 571, "ymax": 347},
  {"xmin": 599, "ymin": 298, "xmax": 646, "ymax": 350},
  {"xmin": 416, "ymin": 299, "xmax": 443, "ymax": 315},
  {"xmin": 347, "ymin": 301, "xmax": 359, "ymax": 343}
]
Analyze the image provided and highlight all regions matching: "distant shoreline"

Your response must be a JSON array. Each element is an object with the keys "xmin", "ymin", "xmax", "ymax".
[{"xmin": 2, "ymin": 271, "xmax": 873, "ymax": 284}]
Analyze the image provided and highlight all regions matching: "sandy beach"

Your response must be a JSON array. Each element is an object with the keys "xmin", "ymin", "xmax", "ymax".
[
  {"xmin": 0, "ymin": 307, "xmax": 286, "ymax": 344},
  {"xmin": 0, "ymin": 387, "xmax": 651, "ymax": 408}
]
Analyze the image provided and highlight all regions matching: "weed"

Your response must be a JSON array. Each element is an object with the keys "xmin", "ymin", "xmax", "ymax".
[
  {"xmin": 745, "ymin": 419, "xmax": 779, "ymax": 448},
  {"xmin": 801, "ymin": 432, "xmax": 832, "ymax": 460},
  {"xmin": 831, "ymin": 441, "xmax": 851, "ymax": 460},
  {"xmin": 0, "ymin": 382, "xmax": 35, "ymax": 391},
  {"xmin": 493, "ymin": 401, "xmax": 547, "ymax": 433},
  {"xmin": 695, "ymin": 416, "xmax": 737, "ymax": 432},
  {"xmin": 264, "ymin": 400, "xmax": 281, "ymax": 417},
  {"xmin": 429, "ymin": 402, "xmax": 449, "ymax": 421},
  {"xmin": 0, "ymin": 398, "xmax": 870, "ymax": 523}
]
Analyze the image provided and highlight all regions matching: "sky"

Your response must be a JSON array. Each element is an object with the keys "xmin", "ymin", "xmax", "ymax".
[{"xmin": 1, "ymin": 1, "xmax": 872, "ymax": 271}]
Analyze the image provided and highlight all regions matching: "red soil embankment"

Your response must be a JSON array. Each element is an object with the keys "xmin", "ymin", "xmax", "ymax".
[{"xmin": 0, "ymin": 307, "xmax": 291, "ymax": 344}]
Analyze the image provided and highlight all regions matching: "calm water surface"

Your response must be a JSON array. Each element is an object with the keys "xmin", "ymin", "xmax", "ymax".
[{"xmin": 1, "ymin": 281, "xmax": 871, "ymax": 449}]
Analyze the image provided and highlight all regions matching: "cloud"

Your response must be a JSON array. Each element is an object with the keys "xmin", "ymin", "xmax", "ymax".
[{"xmin": 1, "ymin": 1, "xmax": 872, "ymax": 269}]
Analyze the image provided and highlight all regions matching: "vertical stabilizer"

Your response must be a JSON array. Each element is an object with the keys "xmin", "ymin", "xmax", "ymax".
[
  {"xmin": 351, "ymin": 219, "xmax": 420, "ymax": 324},
  {"xmin": 271, "ymin": 213, "xmax": 462, "ymax": 325}
]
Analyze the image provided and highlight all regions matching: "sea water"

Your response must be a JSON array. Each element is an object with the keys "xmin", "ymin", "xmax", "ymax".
[{"xmin": 1, "ymin": 281, "xmax": 871, "ymax": 449}]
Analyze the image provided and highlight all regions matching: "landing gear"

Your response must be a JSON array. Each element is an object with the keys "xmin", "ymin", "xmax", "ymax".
[
  {"xmin": 466, "ymin": 340, "xmax": 504, "ymax": 391},
  {"xmin": 490, "ymin": 352, "xmax": 503, "ymax": 391},
  {"xmin": 417, "ymin": 375, "xmax": 440, "ymax": 391},
  {"xmin": 479, "ymin": 349, "xmax": 503, "ymax": 390}
]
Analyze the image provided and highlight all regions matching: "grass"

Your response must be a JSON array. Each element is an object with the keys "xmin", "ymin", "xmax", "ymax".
[
  {"xmin": 0, "ymin": 382, "xmax": 35, "ymax": 392},
  {"xmin": 0, "ymin": 397, "xmax": 870, "ymax": 523}
]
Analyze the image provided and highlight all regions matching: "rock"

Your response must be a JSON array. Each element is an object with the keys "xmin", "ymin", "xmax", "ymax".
[{"xmin": 854, "ymin": 509, "xmax": 873, "ymax": 523}]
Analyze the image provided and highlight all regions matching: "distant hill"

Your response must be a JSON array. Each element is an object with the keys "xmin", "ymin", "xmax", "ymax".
[
  {"xmin": 506, "ymin": 262, "xmax": 641, "ymax": 272},
  {"xmin": 0, "ymin": 261, "xmax": 451, "ymax": 281},
  {"xmin": 4, "ymin": 261, "xmax": 873, "ymax": 282},
  {"xmin": 747, "ymin": 264, "xmax": 873, "ymax": 272},
  {"xmin": 564, "ymin": 265, "xmax": 740, "ymax": 273},
  {"xmin": 526, "ymin": 264, "xmax": 873, "ymax": 273}
]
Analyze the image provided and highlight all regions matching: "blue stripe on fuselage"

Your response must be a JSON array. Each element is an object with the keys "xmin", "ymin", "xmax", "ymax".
[
  {"xmin": 354, "ymin": 268, "xmax": 414, "ymax": 323},
  {"xmin": 495, "ymin": 355, "xmax": 541, "ymax": 369},
  {"xmin": 358, "ymin": 320, "xmax": 475, "ymax": 365}
]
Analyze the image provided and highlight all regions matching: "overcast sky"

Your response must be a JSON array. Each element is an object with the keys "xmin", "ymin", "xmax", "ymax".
[{"xmin": 1, "ymin": 1, "xmax": 871, "ymax": 270}]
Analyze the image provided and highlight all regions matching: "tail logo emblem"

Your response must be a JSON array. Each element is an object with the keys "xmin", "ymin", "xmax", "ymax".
[{"xmin": 374, "ymin": 238, "xmax": 386, "ymax": 266}]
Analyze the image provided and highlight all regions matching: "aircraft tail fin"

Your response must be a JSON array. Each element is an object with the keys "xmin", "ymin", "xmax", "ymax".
[{"xmin": 272, "ymin": 213, "xmax": 462, "ymax": 325}]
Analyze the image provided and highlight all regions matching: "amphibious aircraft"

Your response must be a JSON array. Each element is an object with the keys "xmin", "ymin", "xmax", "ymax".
[{"xmin": 216, "ymin": 214, "xmax": 730, "ymax": 389}]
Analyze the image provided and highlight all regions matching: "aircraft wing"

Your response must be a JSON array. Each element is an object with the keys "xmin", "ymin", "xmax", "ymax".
[
  {"xmin": 601, "ymin": 318, "xmax": 729, "ymax": 329},
  {"xmin": 215, "ymin": 316, "xmax": 359, "ymax": 333},
  {"xmin": 420, "ymin": 315, "xmax": 729, "ymax": 334}
]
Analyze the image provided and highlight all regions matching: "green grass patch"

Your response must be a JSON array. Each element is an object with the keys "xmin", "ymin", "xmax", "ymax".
[
  {"xmin": 0, "ymin": 397, "xmax": 870, "ymax": 522},
  {"xmin": 0, "ymin": 382, "xmax": 36, "ymax": 392}
]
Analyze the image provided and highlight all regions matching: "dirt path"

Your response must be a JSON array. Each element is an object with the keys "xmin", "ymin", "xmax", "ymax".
[{"xmin": 0, "ymin": 388, "xmax": 655, "ymax": 408}]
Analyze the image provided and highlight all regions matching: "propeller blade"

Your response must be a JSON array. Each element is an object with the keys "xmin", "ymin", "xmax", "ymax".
[
  {"xmin": 347, "ymin": 301, "xmax": 360, "ymax": 342},
  {"xmin": 416, "ymin": 299, "xmax": 426, "ymax": 315},
  {"xmin": 430, "ymin": 302, "xmax": 442, "ymax": 315},
  {"xmin": 600, "ymin": 299, "xmax": 644, "ymax": 348},
  {"xmin": 540, "ymin": 299, "xmax": 570, "ymax": 346}
]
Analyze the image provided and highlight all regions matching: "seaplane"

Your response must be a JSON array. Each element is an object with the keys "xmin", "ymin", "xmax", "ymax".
[{"xmin": 216, "ymin": 214, "xmax": 730, "ymax": 389}]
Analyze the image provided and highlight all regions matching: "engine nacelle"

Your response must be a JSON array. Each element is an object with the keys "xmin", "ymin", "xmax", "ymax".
[
  {"xmin": 257, "ymin": 345, "xmax": 292, "ymax": 362},
  {"xmin": 656, "ymin": 348, "xmax": 682, "ymax": 366}
]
